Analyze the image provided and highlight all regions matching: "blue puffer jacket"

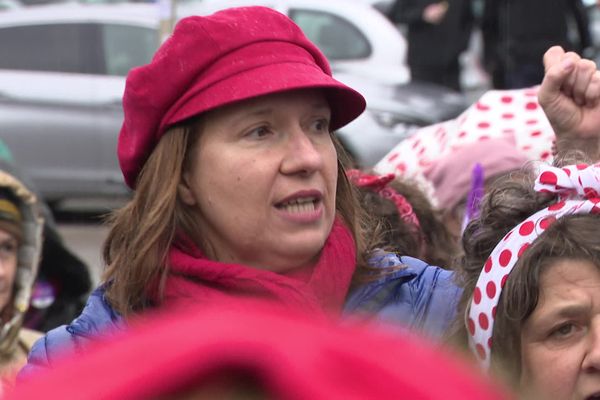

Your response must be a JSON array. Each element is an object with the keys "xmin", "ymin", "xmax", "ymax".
[
  {"xmin": 344, "ymin": 253, "xmax": 461, "ymax": 339},
  {"xmin": 20, "ymin": 252, "xmax": 460, "ymax": 378}
]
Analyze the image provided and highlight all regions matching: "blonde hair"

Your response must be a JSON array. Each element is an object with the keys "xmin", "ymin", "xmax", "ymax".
[{"xmin": 103, "ymin": 120, "xmax": 380, "ymax": 316}]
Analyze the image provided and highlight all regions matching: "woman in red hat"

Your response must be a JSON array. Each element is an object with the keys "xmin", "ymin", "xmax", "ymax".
[{"xmin": 20, "ymin": 6, "xmax": 461, "ymax": 377}]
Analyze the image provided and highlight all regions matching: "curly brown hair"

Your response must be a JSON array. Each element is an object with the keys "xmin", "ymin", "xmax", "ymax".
[
  {"xmin": 357, "ymin": 177, "xmax": 459, "ymax": 268},
  {"xmin": 451, "ymin": 154, "xmax": 600, "ymax": 387}
]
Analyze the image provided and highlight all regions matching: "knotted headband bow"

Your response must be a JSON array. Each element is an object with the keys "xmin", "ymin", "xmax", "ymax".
[
  {"xmin": 467, "ymin": 163, "xmax": 600, "ymax": 368},
  {"xmin": 346, "ymin": 170, "xmax": 421, "ymax": 231}
]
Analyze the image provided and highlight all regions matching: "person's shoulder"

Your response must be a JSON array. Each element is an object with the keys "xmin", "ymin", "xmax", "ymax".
[
  {"xmin": 344, "ymin": 252, "xmax": 460, "ymax": 338},
  {"xmin": 364, "ymin": 251, "xmax": 451, "ymax": 280},
  {"xmin": 19, "ymin": 286, "xmax": 124, "ymax": 379}
]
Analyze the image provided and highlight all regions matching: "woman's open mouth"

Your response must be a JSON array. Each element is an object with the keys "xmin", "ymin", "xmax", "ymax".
[
  {"xmin": 277, "ymin": 197, "xmax": 319, "ymax": 213},
  {"xmin": 275, "ymin": 194, "xmax": 324, "ymax": 223}
]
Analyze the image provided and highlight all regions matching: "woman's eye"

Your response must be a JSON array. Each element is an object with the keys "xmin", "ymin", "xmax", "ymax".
[
  {"xmin": 549, "ymin": 323, "xmax": 577, "ymax": 339},
  {"xmin": 0, "ymin": 241, "xmax": 16, "ymax": 258},
  {"xmin": 246, "ymin": 126, "xmax": 272, "ymax": 139},
  {"xmin": 311, "ymin": 118, "xmax": 330, "ymax": 132}
]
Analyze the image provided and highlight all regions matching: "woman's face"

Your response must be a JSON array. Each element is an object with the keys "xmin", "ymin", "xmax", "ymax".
[
  {"xmin": 0, "ymin": 229, "xmax": 18, "ymax": 312},
  {"xmin": 520, "ymin": 259, "xmax": 600, "ymax": 400},
  {"xmin": 179, "ymin": 89, "xmax": 338, "ymax": 272}
]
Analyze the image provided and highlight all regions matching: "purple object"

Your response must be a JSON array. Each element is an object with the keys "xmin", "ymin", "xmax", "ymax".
[{"xmin": 461, "ymin": 163, "xmax": 485, "ymax": 233}]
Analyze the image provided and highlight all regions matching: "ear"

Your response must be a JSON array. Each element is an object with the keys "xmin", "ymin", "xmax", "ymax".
[{"xmin": 178, "ymin": 172, "xmax": 197, "ymax": 206}]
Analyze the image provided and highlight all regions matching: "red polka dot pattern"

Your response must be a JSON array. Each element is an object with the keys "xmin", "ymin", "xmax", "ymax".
[
  {"xmin": 525, "ymin": 102, "xmax": 538, "ymax": 110},
  {"xmin": 473, "ymin": 287, "xmax": 482, "ymax": 304},
  {"xmin": 539, "ymin": 216, "xmax": 556, "ymax": 230},
  {"xmin": 484, "ymin": 257, "xmax": 492, "ymax": 272},
  {"xmin": 476, "ymin": 344, "xmax": 486, "ymax": 360},
  {"xmin": 486, "ymin": 281, "xmax": 496, "ymax": 299},
  {"xmin": 479, "ymin": 313, "xmax": 489, "ymax": 330},
  {"xmin": 585, "ymin": 188, "xmax": 599, "ymax": 198},
  {"xmin": 468, "ymin": 318, "xmax": 475, "ymax": 336},
  {"xmin": 519, "ymin": 221, "xmax": 534, "ymax": 235},
  {"xmin": 518, "ymin": 243, "xmax": 530, "ymax": 257},
  {"xmin": 373, "ymin": 88, "xmax": 555, "ymax": 201},
  {"xmin": 539, "ymin": 171, "xmax": 558, "ymax": 185},
  {"xmin": 467, "ymin": 162, "xmax": 600, "ymax": 369},
  {"xmin": 476, "ymin": 102, "xmax": 490, "ymax": 111},
  {"xmin": 499, "ymin": 250, "xmax": 512, "ymax": 266}
]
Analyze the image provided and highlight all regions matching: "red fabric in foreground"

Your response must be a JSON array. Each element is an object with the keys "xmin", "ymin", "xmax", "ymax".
[{"xmin": 9, "ymin": 301, "xmax": 512, "ymax": 400}]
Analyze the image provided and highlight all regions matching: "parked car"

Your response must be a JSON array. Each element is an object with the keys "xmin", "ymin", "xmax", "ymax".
[
  {"xmin": 0, "ymin": 3, "xmax": 158, "ymax": 203},
  {"xmin": 178, "ymin": 0, "xmax": 411, "ymax": 85},
  {"xmin": 0, "ymin": 2, "xmax": 465, "ymax": 204},
  {"xmin": 0, "ymin": 0, "xmax": 21, "ymax": 10}
]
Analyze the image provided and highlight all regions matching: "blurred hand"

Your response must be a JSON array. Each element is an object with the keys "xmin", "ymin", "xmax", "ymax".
[
  {"xmin": 423, "ymin": 1, "xmax": 448, "ymax": 24},
  {"xmin": 538, "ymin": 46, "xmax": 600, "ymax": 139}
]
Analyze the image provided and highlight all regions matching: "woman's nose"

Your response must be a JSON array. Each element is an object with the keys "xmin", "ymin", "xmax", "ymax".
[
  {"xmin": 582, "ymin": 318, "xmax": 600, "ymax": 372},
  {"xmin": 280, "ymin": 127, "xmax": 324, "ymax": 176}
]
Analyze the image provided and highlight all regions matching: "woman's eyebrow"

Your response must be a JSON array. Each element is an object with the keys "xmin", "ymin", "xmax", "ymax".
[{"xmin": 535, "ymin": 303, "xmax": 589, "ymax": 323}]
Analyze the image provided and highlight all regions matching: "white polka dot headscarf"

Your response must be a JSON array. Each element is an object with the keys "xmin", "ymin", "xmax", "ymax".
[{"xmin": 466, "ymin": 162, "xmax": 600, "ymax": 368}]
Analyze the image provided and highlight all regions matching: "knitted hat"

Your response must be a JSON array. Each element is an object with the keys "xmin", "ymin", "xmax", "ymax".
[
  {"xmin": 118, "ymin": 6, "xmax": 366, "ymax": 188},
  {"xmin": 0, "ymin": 190, "xmax": 22, "ymax": 243}
]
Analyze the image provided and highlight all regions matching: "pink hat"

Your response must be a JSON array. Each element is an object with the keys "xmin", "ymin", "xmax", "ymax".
[
  {"xmin": 424, "ymin": 137, "xmax": 528, "ymax": 211},
  {"xmin": 118, "ymin": 6, "xmax": 366, "ymax": 188}
]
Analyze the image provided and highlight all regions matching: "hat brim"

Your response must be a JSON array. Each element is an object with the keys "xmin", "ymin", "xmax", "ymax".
[{"xmin": 164, "ymin": 61, "xmax": 366, "ymax": 133}]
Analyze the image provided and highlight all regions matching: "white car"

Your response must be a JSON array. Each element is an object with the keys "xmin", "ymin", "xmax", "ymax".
[
  {"xmin": 0, "ymin": 0, "xmax": 21, "ymax": 10},
  {"xmin": 0, "ymin": 2, "xmax": 464, "ymax": 204},
  {"xmin": 178, "ymin": 0, "xmax": 410, "ymax": 84}
]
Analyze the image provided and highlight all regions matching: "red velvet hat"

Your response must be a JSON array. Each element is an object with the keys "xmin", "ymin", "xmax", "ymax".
[{"xmin": 118, "ymin": 6, "xmax": 366, "ymax": 188}]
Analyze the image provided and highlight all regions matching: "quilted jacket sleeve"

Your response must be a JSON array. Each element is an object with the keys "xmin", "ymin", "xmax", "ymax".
[
  {"xmin": 18, "ymin": 287, "xmax": 123, "ymax": 380},
  {"xmin": 344, "ymin": 253, "xmax": 461, "ymax": 339}
]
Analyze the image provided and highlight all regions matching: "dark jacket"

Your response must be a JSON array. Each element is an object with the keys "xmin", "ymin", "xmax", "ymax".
[
  {"xmin": 388, "ymin": 0, "xmax": 473, "ymax": 68},
  {"xmin": 482, "ymin": 0, "xmax": 591, "ymax": 85}
]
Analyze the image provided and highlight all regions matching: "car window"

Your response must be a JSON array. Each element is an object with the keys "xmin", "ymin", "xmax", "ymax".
[
  {"xmin": 289, "ymin": 8, "xmax": 371, "ymax": 60},
  {"xmin": 0, "ymin": 23, "xmax": 97, "ymax": 73},
  {"xmin": 101, "ymin": 24, "xmax": 157, "ymax": 76}
]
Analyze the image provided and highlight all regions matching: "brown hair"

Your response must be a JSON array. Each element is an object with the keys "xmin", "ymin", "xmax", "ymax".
[
  {"xmin": 357, "ymin": 177, "xmax": 458, "ymax": 268},
  {"xmin": 451, "ymin": 155, "xmax": 600, "ymax": 387},
  {"xmin": 103, "ymin": 120, "xmax": 382, "ymax": 316}
]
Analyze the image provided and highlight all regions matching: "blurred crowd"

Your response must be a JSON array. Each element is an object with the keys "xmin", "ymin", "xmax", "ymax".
[
  {"xmin": 387, "ymin": 0, "xmax": 594, "ymax": 93},
  {"xmin": 1, "ymin": 3, "xmax": 600, "ymax": 400}
]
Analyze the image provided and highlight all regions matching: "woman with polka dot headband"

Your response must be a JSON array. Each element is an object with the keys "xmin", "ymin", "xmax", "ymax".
[
  {"xmin": 449, "ymin": 156, "xmax": 600, "ymax": 399},
  {"xmin": 444, "ymin": 44, "xmax": 600, "ymax": 399}
]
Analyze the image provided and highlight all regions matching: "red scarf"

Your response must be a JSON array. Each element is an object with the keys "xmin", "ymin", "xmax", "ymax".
[{"xmin": 158, "ymin": 218, "xmax": 356, "ymax": 317}]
